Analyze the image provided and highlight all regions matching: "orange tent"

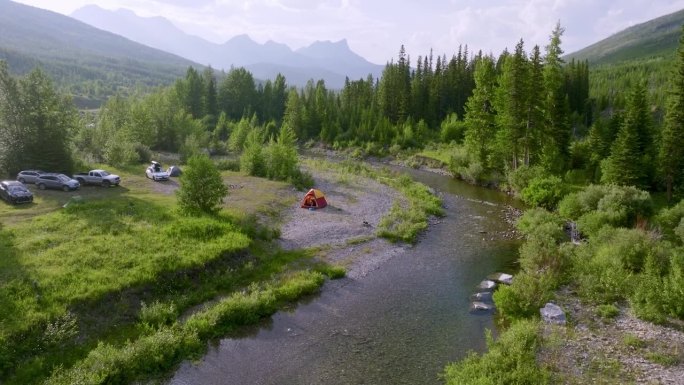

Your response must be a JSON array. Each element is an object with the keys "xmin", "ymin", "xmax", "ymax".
[{"xmin": 300, "ymin": 188, "xmax": 327, "ymax": 209}]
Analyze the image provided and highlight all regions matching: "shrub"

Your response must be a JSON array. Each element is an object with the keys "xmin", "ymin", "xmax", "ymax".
[
  {"xmin": 571, "ymin": 228, "xmax": 655, "ymax": 303},
  {"xmin": 443, "ymin": 319, "xmax": 550, "ymax": 385},
  {"xmin": 240, "ymin": 130, "xmax": 266, "ymax": 177},
  {"xmin": 597, "ymin": 304, "xmax": 620, "ymax": 319},
  {"xmin": 139, "ymin": 301, "xmax": 178, "ymax": 329},
  {"xmin": 521, "ymin": 175, "xmax": 566, "ymax": 210},
  {"xmin": 134, "ymin": 144, "xmax": 152, "ymax": 163},
  {"xmin": 655, "ymin": 200, "xmax": 684, "ymax": 243},
  {"xmin": 558, "ymin": 185, "xmax": 652, "ymax": 237},
  {"xmin": 459, "ymin": 161, "xmax": 485, "ymax": 184},
  {"xmin": 494, "ymin": 271, "xmax": 556, "ymax": 321},
  {"xmin": 558, "ymin": 184, "xmax": 608, "ymax": 219},
  {"xmin": 440, "ymin": 113, "xmax": 466, "ymax": 143},
  {"xmin": 176, "ymin": 154, "xmax": 228, "ymax": 216},
  {"xmin": 516, "ymin": 208, "xmax": 565, "ymax": 241},
  {"xmin": 508, "ymin": 165, "xmax": 547, "ymax": 194}
]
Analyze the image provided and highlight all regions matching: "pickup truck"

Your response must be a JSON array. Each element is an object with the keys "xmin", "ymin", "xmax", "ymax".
[{"xmin": 73, "ymin": 170, "xmax": 121, "ymax": 187}]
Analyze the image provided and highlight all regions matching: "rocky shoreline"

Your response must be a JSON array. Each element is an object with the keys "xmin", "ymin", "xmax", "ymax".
[
  {"xmin": 286, "ymin": 154, "xmax": 684, "ymax": 383},
  {"xmin": 542, "ymin": 288, "xmax": 684, "ymax": 384}
]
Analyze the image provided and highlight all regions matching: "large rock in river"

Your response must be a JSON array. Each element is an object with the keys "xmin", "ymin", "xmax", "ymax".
[
  {"xmin": 477, "ymin": 280, "xmax": 497, "ymax": 291},
  {"xmin": 469, "ymin": 301, "xmax": 495, "ymax": 314}
]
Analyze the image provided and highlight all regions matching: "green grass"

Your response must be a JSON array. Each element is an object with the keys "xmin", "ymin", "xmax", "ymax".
[
  {"xmin": 44, "ymin": 270, "xmax": 329, "ymax": 385},
  {"xmin": 645, "ymin": 351, "xmax": 679, "ymax": 367},
  {"xmin": 0, "ymin": 164, "xmax": 343, "ymax": 384},
  {"xmin": 416, "ymin": 146, "xmax": 454, "ymax": 165}
]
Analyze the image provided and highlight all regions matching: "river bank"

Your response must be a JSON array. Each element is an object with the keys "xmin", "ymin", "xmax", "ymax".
[
  {"xmin": 168, "ymin": 160, "xmax": 522, "ymax": 385},
  {"xmin": 391, "ymin": 153, "xmax": 684, "ymax": 383}
]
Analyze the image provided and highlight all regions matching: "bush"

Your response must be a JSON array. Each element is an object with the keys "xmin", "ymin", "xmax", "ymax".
[
  {"xmin": 240, "ymin": 130, "xmax": 266, "ymax": 177},
  {"xmin": 134, "ymin": 144, "xmax": 152, "ymax": 163},
  {"xmin": 516, "ymin": 208, "xmax": 565, "ymax": 241},
  {"xmin": 655, "ymin": 199, "xmax": 684, "ymax": 243},
  {"xmin": 176, "ymin": 154, "xmax": 228, "ymax": 215},
  {"xmin": 139, "ymin": 301, "xmax": 178, "ymax": 329},
  {"xmin": 443, "ymin": 319, "xmax": 550, "ymax": 385},
  {"xmin": 571, "ymin": 227, "xmax": 656, "ymax": 303},
  {"xmin": 558, "ymin": 185, "xmax": 607, "ymax": 219},
  {"xmin": 520, "ymin": 175, "xmax": 566, "ymax": 210},
  {"xmin": 508, "ymin": 165, "xmax": 547, "ymax": 194},
  {"xmin": 558, "ymin": 185, "xmax": 652, "ymax": 237},
  {"xmin": 597, "ymin": 304, "xmax": 620, "ymax": 319},
  {"xmin": 440, "ymin": 113, "xmax": 466, "ymax": 143},
  {"xmin": 494, "ymin": 271, "xmax": 556, "ymax": 321},
  {"xmin": 459, "ymin": 161, "xmax": 485, "ymax": 184}
]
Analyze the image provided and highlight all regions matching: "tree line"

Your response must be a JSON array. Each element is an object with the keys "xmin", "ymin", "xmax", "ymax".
[{"xmin": 2, "ymin": 23, "xmax": 683, "ymax": 200}]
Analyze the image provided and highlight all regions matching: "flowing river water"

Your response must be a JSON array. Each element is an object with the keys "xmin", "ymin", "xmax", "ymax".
[{"xmin": 169, "ymin": 167, "xmax": 521, "ymax": 385}]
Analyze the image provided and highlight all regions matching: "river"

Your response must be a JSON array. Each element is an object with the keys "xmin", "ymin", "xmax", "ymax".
[{"xmin": 169, "ymin": 167, "xmax": 521, "ymax": 385}]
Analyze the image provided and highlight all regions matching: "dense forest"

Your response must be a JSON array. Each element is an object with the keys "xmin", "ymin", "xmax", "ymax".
[{"xmin": 3, "ymin": 22, "xmax": 683, "ymax": 201}]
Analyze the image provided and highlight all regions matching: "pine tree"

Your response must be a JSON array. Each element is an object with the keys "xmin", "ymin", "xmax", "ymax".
[
  {"xmin": 601, "ymin": 82, "xmax": 650, "ymax": 187},
  {"xmin": 525, "ymin": 45, "xmax": 545, "ymax": 166},
  {"xmin": 659, "ymin": 25, "xmax": 684, "ymax": 201},
  {"xmin": 464, "ymin": 56, "xmax": 498, "ymax": 167},
  {"xmin": 541, "ymin": 22, "xmax": 571, "ymax": 174},
  {"xmin": 493, "ymin": 39, "xmax": 528, "ymax": 171}
]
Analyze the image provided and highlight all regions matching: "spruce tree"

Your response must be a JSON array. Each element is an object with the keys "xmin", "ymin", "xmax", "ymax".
[
  {"xmin": 601, "ymin": 82, "xmax": 650, "ymax": 187},
  {"xmin": 464, "ymin": 56, "xmax": 498, "ymax": 168},
  {"xmin": 659, "ymin": 25, "xmax": 684, "ymax": 201},
  {"xmin": 493, "ymin": 39, "xmax": 528, "ymax": 171},
  {"xmin": 541, "ymin": 22, "xmax": 571, "ymax": 174}
]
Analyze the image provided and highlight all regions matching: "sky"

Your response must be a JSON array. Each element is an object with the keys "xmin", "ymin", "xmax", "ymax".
[{"xmin": 12, "ymin": 0, "xmax": 684, "ymax": 64}]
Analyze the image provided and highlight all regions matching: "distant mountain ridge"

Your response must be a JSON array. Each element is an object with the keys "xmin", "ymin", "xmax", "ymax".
[
  {"xmin": 566, "ymin": 8, "xmax": 684, "ymax": 65},
  {"xmin": 0, "ymin": 1, "xmax": 199, "ymax": 107},
  {"xmin": 70, "ymin": 4, "xmax": 383, "ymax": 88}
]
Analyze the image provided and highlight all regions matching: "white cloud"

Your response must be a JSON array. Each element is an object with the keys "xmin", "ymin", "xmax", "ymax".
[{"xmin": 11, "ymin": 0, "xmax": 684, "ymax": 64}]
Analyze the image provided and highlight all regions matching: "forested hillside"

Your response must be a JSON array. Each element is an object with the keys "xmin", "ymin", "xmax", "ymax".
[
  {"xmin": 567, "ymin": 8, "xmax": 684, "ymax": 109},
  {"xmin": 0, "ymin": 1, "xmax": 198, "ymax": 108}
]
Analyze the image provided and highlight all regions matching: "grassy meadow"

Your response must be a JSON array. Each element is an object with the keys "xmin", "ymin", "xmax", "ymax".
[{"xmin": 0, "ymin": 165, "xmax": 339, "ymax": 384}]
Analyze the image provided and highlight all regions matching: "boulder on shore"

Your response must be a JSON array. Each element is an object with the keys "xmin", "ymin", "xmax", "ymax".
[
  {"xmin": 540, "ymin": 303, "xmax": 566, "ymax": 325},
  {"xmin": 487, "ymin": 272, "xmax": 513, "ymax": 285}
]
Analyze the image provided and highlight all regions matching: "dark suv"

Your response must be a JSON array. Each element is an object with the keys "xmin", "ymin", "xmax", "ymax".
[
  {"xmin": 17, "ymin": 170, "xmax": 44, "ymax": 184},
  {"xmin": 0, "ymin": 181, "xmax": 33, "ymax": 204},
  {"xmin": 36, "ymin": 173, "xmax": 80, "ymax": 191}
]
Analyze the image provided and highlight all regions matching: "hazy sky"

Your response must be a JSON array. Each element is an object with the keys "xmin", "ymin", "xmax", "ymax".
[{"xmin": 12, "ymin": 0, "xmax": 684, "ymax": 64}]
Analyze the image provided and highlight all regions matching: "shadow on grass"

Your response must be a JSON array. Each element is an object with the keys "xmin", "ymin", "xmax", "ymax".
[{"xmin": 0, "ymin": 224, "xmax": 36, "ymax": 378}]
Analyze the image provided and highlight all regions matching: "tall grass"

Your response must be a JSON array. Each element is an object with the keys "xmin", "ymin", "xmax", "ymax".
[{"xmin": 45, "ymin": 271, "xmax": 327, "ymax": 385}]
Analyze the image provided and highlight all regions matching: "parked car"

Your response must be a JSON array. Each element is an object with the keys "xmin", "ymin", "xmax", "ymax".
[
  {"xmin": 73, "ymin": 170, "xmax": 120, "ymax": 187},
  {"xmin": 146, "ymin": 161, "xmax": 170, "ymax": 181},
  {"xmin": 0, "ymin": 180, "xmax": 33, "ymax": 204},
  {"xmin": 16, "ymin": 170, "xmax": 44, "ymax": 184},
  {"xmin": 36, "ymin": 173, "xmax": 80, "ymax": 191}
]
